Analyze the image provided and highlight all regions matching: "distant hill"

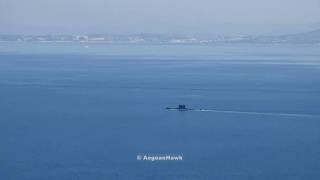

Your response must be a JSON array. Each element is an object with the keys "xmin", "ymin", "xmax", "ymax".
[{"xmin": 251, "ymin": 29, "xmax": 320, "ymax": 44}]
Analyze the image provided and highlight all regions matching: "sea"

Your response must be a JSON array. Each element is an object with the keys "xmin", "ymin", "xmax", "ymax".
[{"xmin": 1, "ymin": 42, "xmax": 320, "ymax": 180}]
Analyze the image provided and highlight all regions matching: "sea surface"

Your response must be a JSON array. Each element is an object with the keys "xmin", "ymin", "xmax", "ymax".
[{"xmin": 1, "ymin": 42, "xmax": 320, "ymax": 180}]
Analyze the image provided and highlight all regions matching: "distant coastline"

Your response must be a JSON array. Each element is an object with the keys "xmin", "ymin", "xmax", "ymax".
[{"xmin": 1, "ymin": 29, "xmax": 320, "ymax": 44}]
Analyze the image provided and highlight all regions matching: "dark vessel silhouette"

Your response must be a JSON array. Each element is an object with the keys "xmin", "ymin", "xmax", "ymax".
[{"xmin": 166, "ymin": 104, "xmax": 191, "ymax": 111}]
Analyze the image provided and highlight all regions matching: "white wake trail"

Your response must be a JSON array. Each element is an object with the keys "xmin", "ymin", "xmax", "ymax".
[{"xmin": 192, "ymin": 109, "xmax": 319, "ymax": 118}]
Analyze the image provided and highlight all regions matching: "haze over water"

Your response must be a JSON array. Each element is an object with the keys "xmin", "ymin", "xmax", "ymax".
[{"xmin": 0, "ymin": 43, "xmax": 320, "ymax": 179}]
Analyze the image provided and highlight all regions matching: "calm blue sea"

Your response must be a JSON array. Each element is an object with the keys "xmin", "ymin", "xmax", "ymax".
[{"xmin": 1, "ymin": 42, "xmax": 320, "ymax": 180}]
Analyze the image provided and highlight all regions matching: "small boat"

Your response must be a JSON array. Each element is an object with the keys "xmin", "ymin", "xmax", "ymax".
[{"xmin": 166, "ymin": 104, "xmax": 191, "ymax": 111}]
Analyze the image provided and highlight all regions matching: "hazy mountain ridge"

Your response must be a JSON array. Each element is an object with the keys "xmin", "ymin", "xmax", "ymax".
[{"xmin": 1, "ymin": 30, "xmax": 320, "ymax": 44}]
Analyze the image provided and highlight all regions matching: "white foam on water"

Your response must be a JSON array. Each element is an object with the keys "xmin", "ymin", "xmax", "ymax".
[{"xmin": 192, "ymin": 109, "xmax": 319, "ymax": 118}]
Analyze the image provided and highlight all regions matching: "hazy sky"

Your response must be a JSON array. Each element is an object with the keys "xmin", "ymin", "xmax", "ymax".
[{"xmin": 1, "ymin": 0, "xmax": 320, "ymax": 35}]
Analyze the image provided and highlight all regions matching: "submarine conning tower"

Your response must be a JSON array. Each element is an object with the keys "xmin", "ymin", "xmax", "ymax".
[{"xmin": 178, "ymin": 104, "xmax": 187, "ymax": 110}]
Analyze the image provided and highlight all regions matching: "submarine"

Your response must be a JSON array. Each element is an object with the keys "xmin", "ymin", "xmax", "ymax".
[{"xmin": 166, "ymin": 104, "xmax": 192, "ymax": 111}]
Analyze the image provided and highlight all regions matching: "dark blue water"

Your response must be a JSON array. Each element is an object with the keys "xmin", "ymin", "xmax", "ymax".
[{"xmin": 1, "ymin": 43, "xmax": 320, "ymax": 180}]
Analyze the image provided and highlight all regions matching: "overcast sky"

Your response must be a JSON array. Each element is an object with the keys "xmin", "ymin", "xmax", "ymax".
[{"xmin": 1, "ymin": 0, "xmax": 320, "ymax": 35}]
